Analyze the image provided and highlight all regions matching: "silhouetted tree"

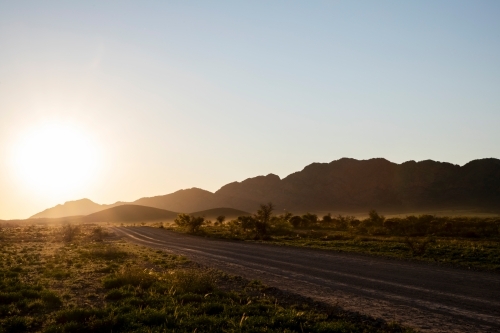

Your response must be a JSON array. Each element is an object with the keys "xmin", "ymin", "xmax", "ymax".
[
  {"xmin": 349, "ymin": 219, "xmax": 361, "ymax": 228},
  {"xmin": 322, "ymin": 213, "xmax": 333, "ymax": 223},
  {"xmin": 366, "ymin": 209, "xmax": 385, "ymax": 227},
  {"xmin": 301, "ymin": 213, "xmax": 318, "ymax": 228},
  {"xmin": 289, "ymin": 216, "xmax": 302, "ymax": 228},
  {"xmin": 270, "ymin": 214, "xmax": 293, "ymax": 234},
  {"xmin": 237, "ymin": 216, "xmax": 256, "ymax": 232},
  {"xmin": 174, "ymin": 214, "xmax": 205, "ymax": 233},
  {"xmin": 216, "ymin": 215, "xmax": 226, "ymax": 225},
  {"xmin": 254, "ymin": 203, "xmax": 274, "ymax": 239}
]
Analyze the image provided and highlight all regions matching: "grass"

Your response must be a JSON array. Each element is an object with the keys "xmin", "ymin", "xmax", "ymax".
[
  {"xmin": 162, "ymin": 212, "xmax": 500, "ymax": 272},
  {"xmin": 0, "ymin": 223, "xmax": 414, "ymax": 332},
  {"xmin": 267, "ymin": 233, "xmax": 500, "ymax": 271}
]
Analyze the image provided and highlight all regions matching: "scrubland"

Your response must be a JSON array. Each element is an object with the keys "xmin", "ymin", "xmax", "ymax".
[
  {"xmin": 0, "ymin": 223, "xmax": 412, "ymax": 332},
  {"xmin": 167, "ymin": 205, "xmax": 500, "ymax": 272}
]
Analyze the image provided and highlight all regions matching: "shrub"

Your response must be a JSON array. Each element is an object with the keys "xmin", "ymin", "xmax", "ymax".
[
  {"xmin": 289, "ymin": 216, "xmax": 303, "ymax": 229},
  {"xmin": 202, "ymin": 303, "xmax": 224, "ymax": 315},
  {"xmin": 177, "ymin": 293, "xmax": 203, "ymax": 303},
  {"xmin": 349, "ymin": 219, "xmax": 361, "ymax": 228},
  {"xmin": 383, "ymin": 219, "xmax": 400, "ymax": 232},
  {"xmin": 85, "ymin": 246, "xmax": 128, "ymax": 261},
  {"xmin": 53, "ymin": 308, "xmax": 105, "ymax": 324},
  {"xmin": 61, "ymin": 224, "xmax": 80, "ymax": 242},
  {"xmin": 103, "ymin": 267, "xmax": 156, "ymax": 289},
  {"xmin": 270, "ymin": 217, "xmax": 292, "ymax": 235},
  {"xmin": 363, "ymin": 210, "xmax": 385, "ymax": 228},
  {"xmin": 44, "ymin": 268, "xmax": 70, "ymax": 280},
  {"xmin": 174, "ymin": 214, "xmax": 205, "ymax": 233},
  {"xmin": 331, "ymin": 215, "xmax": 354, "ymax": 230},
  {"xmin": 105, "ymin": 289, "xmax": 131, "ymax": 301},
  {"xmin": 171, "ymin": 270, "xmax": 214, "ymax": 294},
  {"xmin": 322, "ymin": 213, "xmax": 333, "ymax": 223},
  {"xmin": 301, "ymin": 213, "xmax": 318, "ymax": 228},
  {"xmin": 3, "ymin": 316, "xmax": 30, "ymax": 332},
  {"xmin": 369, "ymin": 227, "xmax": 388, "ymax": 236},
  {"xmin": 404, "ymin": 236, "xmax": 435, "ymax": 256},
  {"xmin": 237, "ymin": 216, "xmax": 256, "ymax": 232},
  {"xmin": 41, "ymin": 291, "xmax": 63, "ymax": 309},
  {"xmin": 227, "ymin": 220, "xmax": 243, "ymax": 237},
  {"xmin": 91, "ymin": 227, "xmax": 108, "ymax": 242}
]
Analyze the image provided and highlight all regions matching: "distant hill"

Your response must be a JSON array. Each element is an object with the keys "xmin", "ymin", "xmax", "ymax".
[
  {"xmin": 83, "ymin": 205, "xmax": 178, "ymax": 222},
  {"xmin": 30, "ymin": 188, "xmax": 220, "ymax": 219},
  {"xmin": 29, "ymin": 158, "xmax": 500, "ymax": 219},
  {"xmin": 30, "ymin": 199, "xmax": 116, "ymax": 219},
  {"xmin": 132, "ymin": 188, "xmax": 221, "ymax": 213},
  {"xmin": 189, "ymin": 208, "xmax": 250, "ymax": 219}
]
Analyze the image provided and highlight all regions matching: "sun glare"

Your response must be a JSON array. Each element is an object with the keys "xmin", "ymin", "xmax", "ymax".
[{"xmin": 11, "ymin": 122, "xmax": 101, "ymax": 197}]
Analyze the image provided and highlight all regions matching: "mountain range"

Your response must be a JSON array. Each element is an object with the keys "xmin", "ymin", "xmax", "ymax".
[{"xmin": 30, "ymin": 158, "xmax": 500, "ymax": 219}]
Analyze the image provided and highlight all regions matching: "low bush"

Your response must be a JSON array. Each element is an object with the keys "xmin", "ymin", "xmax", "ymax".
[
  {"xmin": 61, "ymin": 224, "xmax": 80, "ymax": 242},
  {"xmin": 83, "ymin": 246, "xmax": 128, "ymax": 261},
  {"xmin": 171, "ymin": 269, "xmax": 214, "ymax": 294},
  {"xmin": 174, "ymin": 214, "xmax": 205, "ymax": 233},
  {"xmin": 41, "ymin": 291, "xmax": 63, "ymax": 309},
  {"xmin": 91, "ymin": 226, "xmax": 108, "ymax": 242},
  {"xmin": 103, "ymin": 267, "xmax": 156, "ymax": 289},
  {"xmin": 404, "ymin": 237, "xmax": 436, "ymax": 257}
]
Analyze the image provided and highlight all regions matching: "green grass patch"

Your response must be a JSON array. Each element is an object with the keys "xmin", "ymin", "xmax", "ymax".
[
  {"xmin": 168, "ymin": 210, "xmax": 500, "ymax": 272},
  {"xmin": 0, "ymin": 224, "xmax": 414, "ymax": 333}
]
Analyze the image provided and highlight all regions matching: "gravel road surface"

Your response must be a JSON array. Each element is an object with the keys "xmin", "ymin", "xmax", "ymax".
[{"xmin": 112, "ymin": 227, "xmax": 500, "ymax": 332}]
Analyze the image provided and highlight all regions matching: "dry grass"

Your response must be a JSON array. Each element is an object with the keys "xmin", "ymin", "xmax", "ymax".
[{"xmin": 0, "ymin": 223, "xmax": 414, "ymax": 333}]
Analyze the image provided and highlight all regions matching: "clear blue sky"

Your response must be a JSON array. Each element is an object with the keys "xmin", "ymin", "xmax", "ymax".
[{"xmin": 1, "ymin": 1, "xmax": 499, "ymax": 219}]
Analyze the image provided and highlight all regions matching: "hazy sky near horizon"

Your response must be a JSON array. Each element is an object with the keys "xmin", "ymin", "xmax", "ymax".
[{"xmin": 1, "ymin": 1, "xmax": 499, "ymax": 219}]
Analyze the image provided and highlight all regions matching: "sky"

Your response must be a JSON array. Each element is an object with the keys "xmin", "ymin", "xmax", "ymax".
[{"xmin": 0, "ymin": 1, "xmax": 499, "ymax": 219}]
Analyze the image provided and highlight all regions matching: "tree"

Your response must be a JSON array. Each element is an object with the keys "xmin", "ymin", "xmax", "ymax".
[
  {"xmin": 237, "ymin": 216, "xmax": 256, "ymax": 232},
  {"xmin": 279, "ymin": 212, "xmax": 293, "ymax": 222},
  {"xmin": 367, "ymin": 209, "xmax": 385, "ymax": 227},
  {"xmin": 174, "ymin": 214, "xmax": 205, "ymax": 233},
  {"xmin": 254, "ymin": 202, "xmax": 274, "ymax": 239},
  {"xmin": 216, "ymin": 215, "xmax": 226, "ymax": 225},
  {"xmin": 290, "ymin": 216, "xmax": 303, "ymax": 228},
  {"xmin": 333, "ymin": 214, "xmax": 349, "ymax": 230},
  {"xmin": 270, "ymin": 214, "xmax": 293, "ymax": 234},
  {"xmin": 301, "ymin": 213, "xmax": 318, "ymax": 228},
  {"xmin": 322, "ymin": 213, "xmax": 333, "ymax": 223}
]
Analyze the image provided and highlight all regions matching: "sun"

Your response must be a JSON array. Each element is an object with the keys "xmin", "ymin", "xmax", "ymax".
[{"xmin": 11, "ymin": 121, "xmax": 101, "ymax": 198}]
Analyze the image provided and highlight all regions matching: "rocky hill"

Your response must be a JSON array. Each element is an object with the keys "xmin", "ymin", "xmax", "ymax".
[
  {"xmin": 83, "ymin": 205, "xmax": 178, "ymax": 222},
  {"xmin": 30, "ymin": 158, "xmax": 500, "ymax": 218},
  {"xmin": 213, "ymin": 158, "xmax": 500, "ymax": 213},
  {"xmin": 30, "ymin": 199, "xmax": 123, "ymax": 219}
]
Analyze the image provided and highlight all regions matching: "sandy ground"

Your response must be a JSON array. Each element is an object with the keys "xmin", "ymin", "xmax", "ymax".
[{"xmin": 112, "ymin": 227, "xmax": 500, "ymax": 332}]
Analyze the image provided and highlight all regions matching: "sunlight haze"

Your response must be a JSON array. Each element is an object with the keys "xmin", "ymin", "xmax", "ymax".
[
  {"xmin": 1, "ymin": 1, "xmax": 499, "ymax": 219},
  {"xmin": 9, "ymin": 120, "xmax": 102, "ymax": 198}
]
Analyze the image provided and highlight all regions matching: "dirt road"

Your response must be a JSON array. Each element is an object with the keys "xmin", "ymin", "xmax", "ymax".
[{"xmin": 112, "ymin": 227, "xmax": 500, "ymax": 332}]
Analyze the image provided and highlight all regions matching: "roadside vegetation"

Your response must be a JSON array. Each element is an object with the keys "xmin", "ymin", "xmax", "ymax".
[
  {"xmin": 0, "ymin": 223, "xmax": 413, "ymax": 332},
  {"xmin": 169, "ymin": 204, "xmax": 500, "ymax": 271}
]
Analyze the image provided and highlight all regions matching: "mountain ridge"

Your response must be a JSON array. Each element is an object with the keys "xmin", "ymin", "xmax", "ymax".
[{"xmin": 29, "ymin": 157, "xmax": 500, "ymax": 219}]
